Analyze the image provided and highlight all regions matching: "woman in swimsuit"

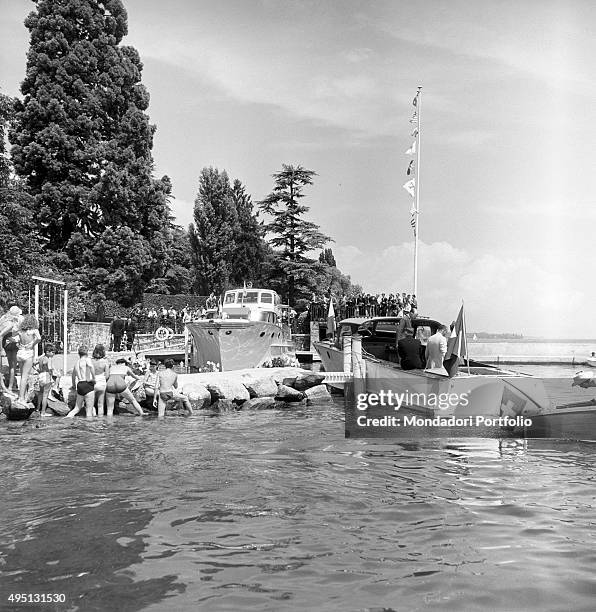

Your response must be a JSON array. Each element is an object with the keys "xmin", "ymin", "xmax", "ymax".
[
  {"xmin": 66, "ymin": 346, "xmax": 96, "ymax": 417},
  {"xmin": 92, "ymin": 344, "xmax": 110, "ymax": 416},
  {"xmin": 105, "ymin": 358, "xmax": 145, "ymax": 417},
  {"xmin": 16, "ymin": 315, "xmax": 41, "ymax": 403}
]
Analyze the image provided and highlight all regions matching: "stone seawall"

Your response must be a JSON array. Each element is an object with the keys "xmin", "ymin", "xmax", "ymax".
[{"xmin": 68, "ymin": 322, "xmax": 111, "ymax": 352}]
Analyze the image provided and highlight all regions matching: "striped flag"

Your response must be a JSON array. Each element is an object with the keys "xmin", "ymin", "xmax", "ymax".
[
  {"xmin": 407, "ymin": 160, "xmax": 414, "ymax": 176},
  {"xmin": 410, "ymin": 203, "xmax": 417, "ymax": 234},
  {"xmin": 445, "ymin": 304, "xmax": 467, "ymax": 362}
]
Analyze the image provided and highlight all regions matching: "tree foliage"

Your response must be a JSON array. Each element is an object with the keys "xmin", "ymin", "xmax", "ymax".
[
  {"xmin": 9, "ymin": 0, "xmax": 171, "ymax": 299},
  {"xmin": 319, "ymin": 247, "xmax": 336, "ymax": 268},
  {"xmin": 259, "ymin": 164, "xmax": 330, "ymax": 305}
]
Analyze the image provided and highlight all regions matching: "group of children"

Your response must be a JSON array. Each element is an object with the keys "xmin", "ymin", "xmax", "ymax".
[
  {"xmin": 67, "ymin": 345, "xmax": 193, "ymax": 418},
  {"xmin": 0, "ymin": 305, "xmax": 194, "ymax": 418}
]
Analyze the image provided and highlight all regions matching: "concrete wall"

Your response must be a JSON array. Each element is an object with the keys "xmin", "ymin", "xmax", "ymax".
[{"xmin": 68, "ymin": 322, "xmax": 111, "ymax": 352}]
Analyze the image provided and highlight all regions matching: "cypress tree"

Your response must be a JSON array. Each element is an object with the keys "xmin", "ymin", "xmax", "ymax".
[
  {"xmin": 9, "ymin": 0, "xmax": 171, "ymax": 301},
  {"xmin": 189, "ymin": 167, "xmax": 238, "ymax": 295},
  {"xmin": 230, "ymin": 178, "xmax": 268, "ymax": 287}
]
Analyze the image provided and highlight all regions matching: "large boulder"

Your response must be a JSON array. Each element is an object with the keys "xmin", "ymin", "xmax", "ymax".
[
  {"xmin": 206, "ymin": 380, "xmax": 250, "ymax": 403},
  {"xmin": 269, "ymin": 367, "xmax": 304, "ymax": 386},
  {"xmin": 305, "ymin": 384, "xmax": 333, "ymax": 404},
  {"xmin": 243, "ymin": 397, "xmax": 277, "ymax": 410},
  {"xmin": 183, "ymin": 383, "xmax": 212, "ymax": 410},
  {"xmin": 275, "ymin": 384, "xmax": 305, "ymax": 402},
  {"xmin": 293, "ymin": 372, "xmax": 326, "ymax": 392},
  {"xmin": 241, "ymin": 376, "xmax": 278, "ymax": 398}
]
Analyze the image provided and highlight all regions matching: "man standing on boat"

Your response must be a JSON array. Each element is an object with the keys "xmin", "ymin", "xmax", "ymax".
[
  {"xmin": 425, "ymin": 326, "xmax": 449, "ymax": 375},
  {"xmin": 397, "ymin": 327, "xmax": 425, "ymax": 370}
]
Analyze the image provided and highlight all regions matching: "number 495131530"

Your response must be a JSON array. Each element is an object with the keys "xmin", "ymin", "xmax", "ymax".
[{"xmin": 8, "ymin": 593, "xmax": 66, "ymax": 603}]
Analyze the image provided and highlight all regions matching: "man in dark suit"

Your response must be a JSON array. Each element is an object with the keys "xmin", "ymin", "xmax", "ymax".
[
  {"xmin": 110, "ymin": 316, "xmax": 125, "ymax": 352},
  {"xmin": 397, "ymin": 327, "xmax": 424, "ymax": 370}
]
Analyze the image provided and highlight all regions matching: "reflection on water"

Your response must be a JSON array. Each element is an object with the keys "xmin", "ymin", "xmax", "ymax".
[{"xmin": 0, "ymin": 402, "xmax": 595, "ymax": 611}]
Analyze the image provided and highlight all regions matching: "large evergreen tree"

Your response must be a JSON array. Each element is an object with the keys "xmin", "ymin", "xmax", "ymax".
[
  {"xmin": 189, "ymin": 167, "xmax": 238, "ymax": 294},
  {"xmin": 229, "ymin": 178, "xmax": 268, "ymax": 287},
  {"xmin": 259, "ymin": 164, "xmax": 330, "ymax": 305},
  {"xmin": 0, "ymin": 93, "xmax": 49, "ymax": 307},
  {"xmin": 9, "ymin": 0, "xmax": 171, "ymax": 302}
]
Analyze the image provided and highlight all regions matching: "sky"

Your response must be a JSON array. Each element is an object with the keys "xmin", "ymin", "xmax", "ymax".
[{"xmin": 1, "ymin": 0, "xmax": 595, "ymax": 337}]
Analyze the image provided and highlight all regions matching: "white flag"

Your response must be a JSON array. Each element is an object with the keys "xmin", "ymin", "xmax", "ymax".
[
  {"xmin": 405, "ymin": 141, "xmax": 416, "ymax": 155},
  {"xmin": 403, "ymin": 179, "xmax": 415, "ymax": 197}
]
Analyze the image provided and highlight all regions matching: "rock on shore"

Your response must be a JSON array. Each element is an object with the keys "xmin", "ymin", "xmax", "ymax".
[{"xmin": 179, "ymin": 367, "xmax": 332, "ymax": 411}]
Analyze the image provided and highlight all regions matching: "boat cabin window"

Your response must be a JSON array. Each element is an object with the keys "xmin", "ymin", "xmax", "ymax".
[
  {"xmin": 374, "ymin": 321, "xmax": 399, "ymax": 334},
  {"xmin": 242, "ymin": 291, "xmax": 259, "ymax": 303},
  {"xmin": 358, "ymin": 321, "xmax": 374, "ymax": 336},
  {"xmin": 224, "ymin": 292, "xmax": 237, "ymax": 304},
  {"xmin": 414, "ymin": 325, "xmax": 432, "ymax": 345},
  {"xmin": 260, "ymin": 292, "xmax": 273, "ymax": 304}
]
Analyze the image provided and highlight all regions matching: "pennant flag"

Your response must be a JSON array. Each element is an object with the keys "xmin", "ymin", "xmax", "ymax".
[
  {"xmin": 410, "ymin": 206, "xmax": 417, "ymax": 234},
  {"xmin": 405, "ymin": 141, "xmax": 416, "ymax": 155},
  {"xmin": 445, "ymin": 304, "xmax": 467, "ymax": 362},
  {"xmin": 409, "ymin": 112, "xmax": 418, "ymax": 124},
  {"xmin": 406, "ymin": 160, "xmax": 414, "ymax": 176},
  {"xmin": 327, "ymin": 299, "xmax": 336, "ymax": 337},
  {"xmin": 403, "ymin": 179, "xmax": 415, "ymax": 197},
  {"xmin": 412, "ymin": 94, "xmax": 418, "ymax": 107},
  {"xmin": 411, "ymin": 127, "xmax": 418, "ymax": 138}
]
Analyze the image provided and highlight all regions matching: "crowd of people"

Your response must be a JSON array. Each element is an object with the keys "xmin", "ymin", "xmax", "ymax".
[
  {"xmin": 122, "ymin": 294, "xmax": 220, "ymax": 337},
  {"xmin": 310, "ymin": 291, "xmax": 418, "ymax": 321}
]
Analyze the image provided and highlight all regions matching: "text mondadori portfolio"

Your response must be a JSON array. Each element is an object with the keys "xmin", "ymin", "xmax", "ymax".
[{"xmin": 355, "ymin": 415, "xmax": 532, "ymax": 427}]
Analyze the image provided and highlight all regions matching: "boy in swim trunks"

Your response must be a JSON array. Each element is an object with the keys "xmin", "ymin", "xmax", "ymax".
[
  {"xmin": 67, "ymin": 346, "xmax": 96, "ymax": 417},
  {"xmin": 156, "ymin": 359, "xmax": 192, "ymax": 417}
]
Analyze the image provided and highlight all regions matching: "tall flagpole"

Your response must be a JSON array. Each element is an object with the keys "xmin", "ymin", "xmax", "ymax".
[{"xmin": 413, "ymin": 86, "xmax": 422, "ymax": 297}]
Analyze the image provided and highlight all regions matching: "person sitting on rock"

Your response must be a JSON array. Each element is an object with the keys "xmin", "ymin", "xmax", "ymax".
[
  {"xmin": 156, "ymin": 359, "xmax": 192, "ymax": 417},
  {"xmin": 142, "ymin": 360, "xmax": 159, "ymax": 408}
]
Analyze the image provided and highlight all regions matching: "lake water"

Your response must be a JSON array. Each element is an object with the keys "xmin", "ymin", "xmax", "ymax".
[{"xmin": 1, "ymin": 364, "xmax": 595, "ymax": 611}]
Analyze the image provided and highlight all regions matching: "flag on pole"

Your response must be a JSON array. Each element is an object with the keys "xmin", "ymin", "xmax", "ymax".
[
  {"xmin": 327, "ymin": 298, "xmax": 336, "ymax": 337},
  {"xmin": 445, "ymin": 304, "xmax": 467, "ymax": 362},
  {"xmin": 407, "ymin": 160, "xmax": 414, "ymax": 176},
  {"xmin": 410, "ymin": 202, "xmax": 417, "ymax": 234},
  {"xmin": 403, "ymin": 179, "xmax": 415, "ymax": 197},
  {"xmin": 405, "ymin": 141, "xmax": 416, "ymax": 155}
]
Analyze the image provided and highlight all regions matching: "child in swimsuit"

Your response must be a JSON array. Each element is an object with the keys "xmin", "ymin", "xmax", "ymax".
[
  {"xmin": 105, "ymin": 358, "xmax": 145, "ymax": 417},
  {"xmin": 92, "ymin": 344, "xmax": 110, "ymax": 416},
  {"xmin": 66, "ymin": 346, "xmax": 96, "ymax": 417},
  {"xmin": 16, "ymin": 315, "xmax": 41, "ymax": 404},
  {"xmin": 37, "ymin": 343, "xmax": 57, "ymax": 416},
  {"xmin": 156, "ymin": 359, "xmax": 193, "ymax": 417}
]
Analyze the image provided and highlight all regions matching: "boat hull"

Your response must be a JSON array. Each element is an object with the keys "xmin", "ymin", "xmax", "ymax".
[
  {"xmin": 316, "ymin": 340, "xmax": 551, "ymax": 417},
  {"xmin": 186, "ymin": 320, "xmax": 288, "ymax": 371}
]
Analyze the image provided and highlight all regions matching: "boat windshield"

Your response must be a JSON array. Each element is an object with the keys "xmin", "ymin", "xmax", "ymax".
[
  {"xmin": 260, "ymin": 292, "xmax": 273, "ymax": 304},
  {"xmin": 224, "ymin": 292, "xmax": 237, "ymax": 304}
]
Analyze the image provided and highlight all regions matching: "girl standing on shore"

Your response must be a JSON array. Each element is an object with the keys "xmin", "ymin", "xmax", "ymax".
[
  {"xmin": 92, "ymin": 344, "xmax": 110, "ymax": 416},
  {"xmin": 16, "ymin": 315, "xmax": 41, "ymax": 404},
  {"xmin": 37, "ymin": 343, "xmax": 57, "ymax": 416}
]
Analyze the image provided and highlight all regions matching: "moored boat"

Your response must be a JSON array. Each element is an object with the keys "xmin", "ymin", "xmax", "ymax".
[
  {"xmin": 186, "ymin": 287, "xmax": 294, "ymax": 371},
  {"xmin": 315, "ymin": 315, "xmax": 551, "ymax": 420}
]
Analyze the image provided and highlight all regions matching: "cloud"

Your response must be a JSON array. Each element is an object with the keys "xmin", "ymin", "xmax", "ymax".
[
  {"xmin": 169, "ymin": 197, "xmax": 194, "ymax": 229},
  {"xmin": 334, "ymin": 241, "xmax": 585, "ymax": 337}
]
